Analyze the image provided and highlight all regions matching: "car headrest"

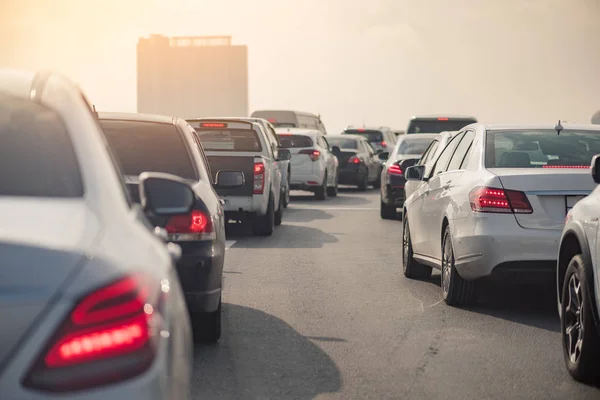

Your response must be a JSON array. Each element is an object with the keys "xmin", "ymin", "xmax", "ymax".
[{"xmin": 499, "ymin": 151, "xmax": 531, "ymax": 167}]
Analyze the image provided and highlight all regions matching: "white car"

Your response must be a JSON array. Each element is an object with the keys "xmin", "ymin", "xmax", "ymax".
[
  {"xmin": 276, "ymin": 128, "xmax": 339, "ymax": 200},
  {"xmin": 402, "ymin": 123, "xmax": 599, "ymax": 306}
]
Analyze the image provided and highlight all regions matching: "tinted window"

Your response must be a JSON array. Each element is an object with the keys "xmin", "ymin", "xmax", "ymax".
[
  {"xmin": 344, "ymin": 130, "xmax": 383, "ymax": 142},
  {"xmin": 419, "ymin": 141, "xmax": 438, "ymax": 165},
  {"xmin": 485, "ymin": 129, "xmax": 600, "ymax": 168},
  {"xmin": 397, "ymin": 137, "xmax": 436, "ymax": 156},
  {"xmin": 195, "ymin": 129, "xmax": 262, "ymax": 152},
  {"xmin": 0, "ymin": 93, "xmax": 83, "ymax": 197},
  {"xmin": 328, "ymin": 138, "xmax": 358, "ymax": 149},
  {"xmin": 447, "ymin": 131, "xmax": 475, "ymax": 171},
  {"xmin": 100, "ymin": 120, "xmax": 197, "ymax": 180},
  {"xmin": 278, "ymin": 134, "xmax": 313, "ymax": 148},
  {"xmin": 431, "ymin": 132, "xmax": 465, "ymax": 176},
  {"xmin": 407, "ymin": 119, "xmax": 475, "ymax": 134}
]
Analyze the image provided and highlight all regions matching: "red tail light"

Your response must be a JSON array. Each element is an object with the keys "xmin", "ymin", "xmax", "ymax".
[
  {"xmin": 381, "ymin": 141, "xmax": 387, "ymax": 148},
  {"xmin": 469, "ymin": 187, "xmax": 533, "ymax": 214},
  {"xmin": 349, "ymin": 155, "xmax": 361, "ymax": 164},
  {"xmin": 542, "ymin": 165, "xmax": 589, "ymax": 169},
  {"xmin": 387, "ymin": 164, "xmax": 403, "ymax": 176},
  {"xmin": 253, "ymin": 161, "xmax": 265, "ymax": 194},
  {"xmin": 299, "ymin": 149, "xmax": 321, "ymax": 161},
  {"xmin": 24, "ymin": 274, "xmax": 162, "ymax": 392},
  {"xmin": 165, "ymin": 210, "xmax": 215, "ymax": 240}
]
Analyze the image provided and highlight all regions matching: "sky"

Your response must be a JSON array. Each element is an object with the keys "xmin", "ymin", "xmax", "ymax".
[{"xmin": 1, "ymin": 0, "xmax": 599, "ymax": 133}]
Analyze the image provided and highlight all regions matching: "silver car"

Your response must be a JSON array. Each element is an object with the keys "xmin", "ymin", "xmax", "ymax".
[
  {"xmin": 403, "ymin": 123, "xmax": 599, "ymax": 306},
  {"xmin": 0, "ymin": 69, "xmax": 192, "ymax": 398}
]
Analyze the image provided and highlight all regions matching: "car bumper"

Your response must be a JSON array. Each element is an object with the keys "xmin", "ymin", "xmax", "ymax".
[
  {"xmin": 175, "ymin": 240, "xmax": 224, "ymax": 313},
  {"xmin": 452, "ymin": 214, "xmax": 561, "ymax": 281},
  {"xmin": 382, "ymin": 182, "xmax": 406, "ymax": 206},
  {"xmin": 289, "ymin": 171, "xmax": 324, "ymax": 190},
  {"xmin": 338, "ymin": 165, "xmax": 365, "ymax": 185}
]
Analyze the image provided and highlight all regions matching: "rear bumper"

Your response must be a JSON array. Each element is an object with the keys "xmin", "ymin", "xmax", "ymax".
[
  {"xmin": 220, "ymin": 195, "xmax": 268, "ymax": 216},
  {"xmin": 338, "ymin": 165, "xmax": 364, "ymax": 185},
  {"xmin": 381, "ymin": 183, "xmax": 406, "ymax": 206},
  {"xmin": 175, "ymin": 240, "xmax": 224, "ymax": 313},
  {"xmin": 452, "ymin": 214, "xmax": 561, "ymax": 281},
  {"xmin": 289, "ymin": 171, "xmax": 323, "ymax": 190}
]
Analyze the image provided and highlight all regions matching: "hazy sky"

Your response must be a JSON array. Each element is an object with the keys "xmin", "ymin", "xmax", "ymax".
[{"xmin": 1, "ymin": 0, "xmax": 599, "ymax": 133}]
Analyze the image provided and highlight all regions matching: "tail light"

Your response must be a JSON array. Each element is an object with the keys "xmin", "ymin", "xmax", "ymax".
[
  {"xmin": 349, "ymin": 155, "xmax": 361, "ymax": 164},
  {"xmin": 387, "ymin": 164, "xmax": 403, "ymax": 176},
  {"xmin": 469, "ymin": 186, "xmax": 533, "ymax": 214},
  {"xmin": 24, "ymin": 274, "xmax": 163, "ymax": 392},
  {"xmin": 165, "ymin": 209, "xmax": 215, "ymax": 240},
  {"xmin": 299, "ymin": 149, "xmax": 321, "ymax": 161},
  {"xmin": 381, "ymin": 141, "xmax": 387, "ymax": 148},
  {"xmin": 253, "ymin": 161, "xmax": 265, "ymax": 194}
]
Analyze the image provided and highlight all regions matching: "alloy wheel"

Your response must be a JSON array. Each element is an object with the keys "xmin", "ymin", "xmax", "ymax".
[{"xmin": 565, "ymin": 273, "xmax": 584, "ymax": 364}]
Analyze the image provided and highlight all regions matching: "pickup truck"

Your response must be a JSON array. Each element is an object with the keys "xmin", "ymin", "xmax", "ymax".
[{"xmin": 187, "ymin": 118, "xmax": 291, "ymax": 236}]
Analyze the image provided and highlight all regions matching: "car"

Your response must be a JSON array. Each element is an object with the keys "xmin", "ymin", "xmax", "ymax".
[
  {"xmin": 557, "ymin": 154, "xmax": 600, "ymax": 383},
  {"xmin": 402, "ymin": 123, "xmax": 599, "ymax": 306},
  {"xmin": 393, "ymin": 129, "xmax": 405, "ymax": 137},
  {"xmin": 403, "ymin": 131, "xmax": 459, "ymax": 203},
  {"xmin": 251, "ymin": 109, "xmax": 328, "ymax": 135},
  {"xmin": 201, "ymin": 116, "xmax": 291, "ymax": 208},
  {"xmin": 98, "ymin": 112, "xmax": 229, "ymax": 343},
  {"xmin": 341, "ymin": 126, "xmax": 397, "ymax": 154},
  {"xmin": 406, "ymin": 115, "xmax": 477, "ymax": 134},
  {"xmin": 327, "ymin": 134, "xmax": 382, "ymax": 190},
  {"xmin": 187, "ymin": 118, "xmax": 290, "ymax": 234},
  {"xmin": 379, "ymin": 134, "xmax": 439, "ymax": 219},
  {"xmin": 0, "ymin": 69, "xmax": 192, "ymax": 398},
  {"xmin": 276, "ymin": 127, "xmax": 339, "ymax": 199}
]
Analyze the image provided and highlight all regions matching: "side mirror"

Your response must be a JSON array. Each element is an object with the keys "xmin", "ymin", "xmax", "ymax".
[
  {"xmin": 331, "ymin": 145, "xmax": 341, "ymax": 154},
  {"xmin": 277, "ymin": 148, "xmax": 292, "ymax": 161},
  {"xmin": 399, "ymin": 158, "xmax": 418, "ymax": 171},
  {"xmin": 592, "ymin": 154, "xmax": 600, "ymax": 184},
  {"xmin": 215, "ymin": 170, "xmax": 245, "ymax": 188},
  {"xmin": 139, "ymin": 172, "xmax": 195, "ymax": 216},
  {"xmin": 405, "ymin": 165, "xmax": 426, "ymax": 181},
  {"xmin": 378, "ymin": 151, "xmax": 390, "ymax": 161}
]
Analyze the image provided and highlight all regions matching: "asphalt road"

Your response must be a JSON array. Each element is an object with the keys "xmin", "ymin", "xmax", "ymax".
[{"xmin": 193, "ymin": 187, "xmax": 600, "ymax": 400}]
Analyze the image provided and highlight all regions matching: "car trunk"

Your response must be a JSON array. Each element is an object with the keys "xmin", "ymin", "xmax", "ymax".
[
  {"xmin": 337, "ymin": 149, "xmax": 358, "ymax": 168},
  {"xmin": 489, "ymin": 168, "xmax": 595, "ymax": 230},
  {"xmin": 205, "ymin": 154, "xmax": 255, "ymax": 197}
]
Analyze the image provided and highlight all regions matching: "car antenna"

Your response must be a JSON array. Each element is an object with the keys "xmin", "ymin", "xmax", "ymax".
[
  {"xmin": 555, "ymin": 119, "xmax": 563, "ymax": 136},
  {"xmin": 92, "ymin": 104, "xmax": 99, "ymax": 118}
]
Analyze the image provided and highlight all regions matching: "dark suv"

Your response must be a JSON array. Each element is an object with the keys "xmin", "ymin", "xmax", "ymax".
[{"xmin": 406, "ymin": 115, "xmax": 477, "ymax": 134}]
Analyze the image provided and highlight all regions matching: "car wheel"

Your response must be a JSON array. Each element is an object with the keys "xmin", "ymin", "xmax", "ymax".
[
  {"xmin": 252, "ymin": 194, "xmax": 275, "ymax": 236},
  {"xmin": 380, "ymin": 200, "xmax": 397, "ymax": 220},
  {"xmin": 283, "ymin": 180, "xmax": 290, "ymax": 208},
  {"xmin": 357, "ymin": 169, "xmax": 368, "ymax": 191},
  {"xmin": 327, "ymin": 172, "xmax": 339, "ymax": 197},
  {"xmin": 441, "ymin": 225, "xmax": 475, "ymax": 306},
  {"xmin": 402, "ymin": 217, "xmax": 432, "ymax": 279},
  {"xmin": 561, "ymin": 254, "xmax": 600, "ymax": 383},
  {"xmin": 191, "ymin": 294, "xmax": 222, "ymax": 343},
  {"xmin": 274, "ymin": 192, "xmax": 284, "ymax": 226},
  {"xmin": 315, "ymin": 173, "xmax": 327, "ymax": 200}
]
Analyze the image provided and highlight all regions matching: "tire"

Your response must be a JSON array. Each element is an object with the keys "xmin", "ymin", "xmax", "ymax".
[
  {"xmin": 357, "ymin": 169, "xmax": 368, "ymax": 191},
  {"xmin": 283, "ymin": 179, "xmax": 290, "ymax": 208},
  {"xmin": 402, "ymin": 217, "xmax": 432, "ymax": 279},
  {"xmin": 252, "ymin": 194, "xmax": 275, "ymax": 236},
  {"xmin": 380, "ymin": 200, "xmax": 397, "ymax": 220},
  {"xmin": 441, "ymin": 225, "xmax": 475, "ymax": 306},
  {"xmin": 315, "ymin": 173, "xmax": 327, "ymax": 200},
  {"xmin": 327, "ymin": 173, "xmax": 338, "ymax": 197},
  {"xmin": 560, "ymin": 254, "xmax": 600, "ymax": 383},
  {"xmin": 274, "ymin": 192, "xmax": 284, "ymax": 226},
  {"xmin": 191, "ymin": 295, "xmax": 222, "ymax": 343}
]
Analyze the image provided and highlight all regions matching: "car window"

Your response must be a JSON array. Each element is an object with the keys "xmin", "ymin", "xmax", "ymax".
[
  {"xmin": 418, "ymin": 140, "xmax": 437, "ymax": 165},
  {"xmin": 344, "ymin": 130, "xmax": 383, "ymax": 143},
  {"xmin": 396, "ymin": 137, "xmax": 436, "ymax": 157},
  {"xmin": 431, "ymin": 132, "xmax": 465, "ymax": 176},
  {"xmin": 187, "ymin": 124, "xmax": 213, "ymax": 179},
  {"xmin": 193, "ymin": 128, "xmax": 263, "ymax": 153},
  {"xmin": 0, "ymin": 93, "xmax": 84, "ymax": 197},
  {"xmin": 447, "ymin": 130, "xmax": 475, "ymax": 171},
  {"xmin": 459, "ymin": 143, "xmax": 473, "ymax": 170},
  {"xmin": 321, "ymin": 136, "xmax": 330, "ymax": 150},
  {"xmin": 328, "ymin": 137, "xmax": 358, "ymax": 149},
  {"xmin": 278, "ymin": 134, "xmax": 313, "ymax": 148},
  {"xmin": 407, "ymin": 119, "xmax": 476, "ymax": 134},
  {"xmin": 100, "ymin": 120, "xmax": 198, "ymax": 180}
]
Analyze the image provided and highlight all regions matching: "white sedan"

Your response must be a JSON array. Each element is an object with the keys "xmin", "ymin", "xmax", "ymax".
[{"xmin": 402, "ymin": 123, "xmax": 600, "ymax": 305}]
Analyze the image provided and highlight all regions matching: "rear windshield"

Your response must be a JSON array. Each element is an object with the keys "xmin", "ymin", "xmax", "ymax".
[
  {"xmin": 407, "ymin": 120, "xmax": 475, "ymax": 134},
  {"xmin": 100, "ymin": 120, "xmax": 197, "ymax": 180},
  {"xmin": 344, "ymin": 130, "xmax": 383, "ymax": 142},
  {"xmin": 278, "ymin": 134, "xmax": 313, "ymax": 148},
  {"xmin": 195, "ymin": 129, "xmax": 263, "ymax": 152},
  {"xmin": 327, "ymin": 138, "xmax": 358, "ymax": 149},
  {"xmin": 0, "ymin": 93, "xmax": 84, "ymax": 197},
  {"xmin": 396, "ymin": 138, "xmax": 435, "ymax": 156},
  {"xmin": 271, "ymin": 122, "xmax": 296, "ymax": 128},
  {"xmin": 485, "ymin": 129, "xmax": 600, "ymax": 168}
]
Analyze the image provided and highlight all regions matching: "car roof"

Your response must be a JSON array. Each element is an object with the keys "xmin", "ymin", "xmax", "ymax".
[
  {"xmin": 477, "ymin": 123, "xmax": 600, "ymax": 131},
  {"xmin": 410, "ymin": 114, "xmax": 477, "ymax": 120},
  {"xmin": 327, "ymin": 134, "xmax": 366, "ymax": 141},
  {"xmin": 399, "ymin": 133, "xmax": 440, "ymax": 140},
  {"xmin": 344, "ymin": 126, "xmax": 390, "ymax": 132},
  {"xmin": 275, "ymin": 127, "xmax": 321, "ymax": 136},
  {"xmin": 98, "ymin": 112, "xmax": 176, "ymax": 124},
  {"xmin": 0, "ymin": 68, "xmax": 36, "ymax": 98}
]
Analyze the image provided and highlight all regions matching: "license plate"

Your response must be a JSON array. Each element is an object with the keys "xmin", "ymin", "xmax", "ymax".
[{"xmin": 566, "ymin": 196, "xmax": 585, "ymax": 212}]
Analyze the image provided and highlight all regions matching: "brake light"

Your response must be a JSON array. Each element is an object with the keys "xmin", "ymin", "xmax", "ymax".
[
  {"xmin": 357, "ymin": 128, "xmax": 366, "ymax": 132},
  {"xmin": 200, "ymin": 122, "xmax": 227, "ymax": 128},
  {"xmin": 268, "ymin": 118, "xmax": 277, "ymax": 123},
  {"xmin": 349, "ymin": 155, "xmax": 361, "ymax": 164},
  {"xmin": 299, "ymin": 149, "xmax": 321, "ymax": 161},
  {"xmin": 438, "ymin": 117, "xmax": 449, "ymax": 121},
  {"xmin": 165, "ymin": 210, "xmax": 215, "ymax": 240},
  {"xmin": 469, "ymin": 187, "xmax": 533, "ymax": 214},
  {"xmin": 542, "ymin": 165, "xmax": 589, "ymax": 169},
  {"xmin": 24, "ymin": 274, "xmax": 161, "ymax": 392},
  {"xmin": 253, "ymin": 161, "xmax": 265, "ymax": 194},
  {"xmin": 381, "ymin": 141, "xmax": 387, "ymax": 148},
  {"xmin": 387, "ymin": 164, "xmax": 403, "ymax": 176}
]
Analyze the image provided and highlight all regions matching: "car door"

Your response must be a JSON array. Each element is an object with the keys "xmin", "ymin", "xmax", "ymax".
[
  {"xmin": 259, "ymin": 125, "xmax": 282, "ymax": 204},
  {"xmin": 363, "ymin": 141, "xmax": 380, "ymax": 181},
  {"xmin": 320, "ymin": 135, "xmax": 337, "ymax": 185},
  {"xmin": 409, "ymin": 132, "xmax": 465, "ymax": 255}
]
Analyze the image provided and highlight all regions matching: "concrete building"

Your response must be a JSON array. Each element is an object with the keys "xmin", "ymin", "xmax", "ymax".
[{"xmin": 137, "ymin": 35, "xmax": 248, "ymax": 118}]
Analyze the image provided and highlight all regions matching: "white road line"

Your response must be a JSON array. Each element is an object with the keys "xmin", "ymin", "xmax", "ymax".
[
  {"xmin": 225, "ymin": 240, "xmax": 237, "ymax": 250},
  {"xmin": 289, "ymin": 207, "xmax": 379, "ymax": 211}
]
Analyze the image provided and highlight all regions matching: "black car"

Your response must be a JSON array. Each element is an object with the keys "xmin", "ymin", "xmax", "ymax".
[
  {"xmin": 98, "ymin": 112, "xmax": 231, "ymax": 343},
  {"xmin": 341, "ymin": 126, "xmax": 397, "ymax": 154},
  {"xmin": 328, "ymin": 134, "xmax": 382, "ymax": 190},
  {"xmin": 406, "ymin": 115, "xmax": 477, "ymax": 134}
]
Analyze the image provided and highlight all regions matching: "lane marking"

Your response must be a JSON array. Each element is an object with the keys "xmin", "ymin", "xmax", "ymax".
[
  {"xmin": 288, "ymin": 207, "xmax": 379, "ymax": 211},
  {"xmin": 225, "ymin": 240, "xmax": 237, "ymax": 250}
]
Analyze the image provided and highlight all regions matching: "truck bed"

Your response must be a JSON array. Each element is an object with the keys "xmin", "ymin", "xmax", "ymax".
[{"xmin": 206, "ymin": 155, "xmax": 255, "ymax": 196}]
